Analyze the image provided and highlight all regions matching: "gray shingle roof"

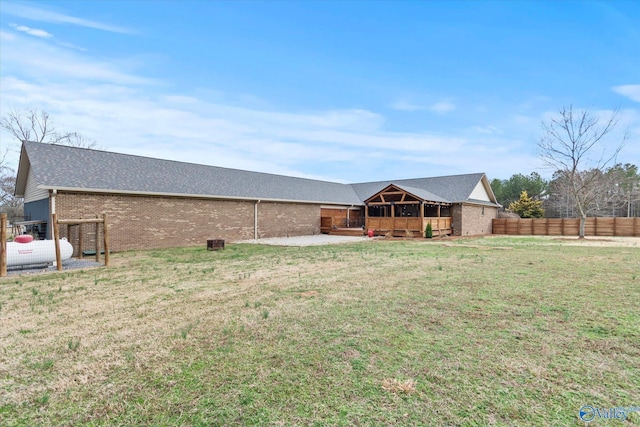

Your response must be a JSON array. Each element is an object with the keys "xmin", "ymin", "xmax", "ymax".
[
  {"xmin": 18, "ymin": 141, "xmax": 498, "ymax": 206},
  {"xmin": 391, "ymin": 184, "xmax": 451, "ymax": 203},
  {"xmin": 19, "ymin": 141, "xmax": 362, "ymax": 205},
  {"xmin": 351, "ymin": 173, "xmax": 490, "ymax": 204}
]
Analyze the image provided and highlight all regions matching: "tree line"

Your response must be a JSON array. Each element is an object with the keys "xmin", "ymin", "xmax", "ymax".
[
  {"xmin": 492, "ymin": 105, "xmax": 637, "ymax": 238},
  {"xmin": 492, "ymin": 164, "xmax": 640, "ymax": 219}
]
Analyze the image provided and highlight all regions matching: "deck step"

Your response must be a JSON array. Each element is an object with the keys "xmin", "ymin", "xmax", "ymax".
[{"xmin": 328, "ymin": 228, "xmax": 365, "ymax": 237}]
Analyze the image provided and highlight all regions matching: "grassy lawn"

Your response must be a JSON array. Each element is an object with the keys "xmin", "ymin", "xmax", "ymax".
[{"xmin": 1, "ymin": 237, "xmax": 638, "ymax": 426}]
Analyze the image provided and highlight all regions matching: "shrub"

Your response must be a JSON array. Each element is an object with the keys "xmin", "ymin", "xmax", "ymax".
[
  {"xmin": 508, "ymin": 190, "xmax": 545, "ymax": 218},
  {"xmin": 425, "ymin": 222, "xmax": 433, "ymax": 238}
]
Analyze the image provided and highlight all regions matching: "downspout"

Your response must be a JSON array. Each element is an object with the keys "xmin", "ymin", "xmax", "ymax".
[
  {"xmin": 254, "ymin": 200, "xmax": 260, "ymax": 240},
  {"xmin": 51, "ymin": 189, "xmax": 57, "ymax": 214},
  {"xmin": 50, "ymin": 189, "xmax": 57, "ymax": 239}
]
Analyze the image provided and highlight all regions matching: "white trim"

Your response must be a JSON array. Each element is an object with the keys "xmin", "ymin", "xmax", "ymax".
[{"xmin": 254, "ymin": 200, "xmax": 260, "ymax": 240}]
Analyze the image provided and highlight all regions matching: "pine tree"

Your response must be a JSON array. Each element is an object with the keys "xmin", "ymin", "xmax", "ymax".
[{"xmin": 508, "ymin": 190, "xmax": 545, "ymax": 218}]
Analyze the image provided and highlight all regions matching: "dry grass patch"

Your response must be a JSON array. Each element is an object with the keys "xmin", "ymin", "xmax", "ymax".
[
  {"xmin": 381, "ymin": 378, "xmax": 417, "ymax": 394},
  {"xmin": 0, "ymin": 239, "xmax": 638, "ymax": 426}
]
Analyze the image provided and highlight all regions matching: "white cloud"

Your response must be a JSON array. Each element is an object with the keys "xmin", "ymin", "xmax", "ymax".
[
  {"xmin": 613, "ymin": 85, "xmax": 640, "ymax": 102},
  {"xmin": 1, "ymin": 12, "xmax": 635, "ymax": 183},
  {"xmin": 391, "ymin": 99, "xmax": 457, "ymax": 114},
  {"xmin": 2, "ymin": 3, "xmax": 133, "ymax": 34},
  {"xmin": 2, "ymin": 32, "xmax": 156, "ymax": 85},
  {"xmin": 390, "ymin": 101, "xmax": 426, "ymax": 111},
  {"xmin": 10, "ymin": 24, "xmax": 52, "ymax": 38},
  {"xmin": 0, "ymin": 30, "xmax": 16, "ymax": 41},
  {"xmin": 0, "ymin": 73, "xmax": 468, "ymax": 180},
  {"xmin": 428, "ymin": 101, "xmax": 456, "ymax": 114},
  {"xmin": 470, "ymin": 125, "xmax": 501, "ymax": 135}
]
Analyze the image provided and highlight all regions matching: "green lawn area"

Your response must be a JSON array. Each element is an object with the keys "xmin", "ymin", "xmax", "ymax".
[{"xmin": 1, "ymin": 237, "xmax": 638, "ymax": 426}]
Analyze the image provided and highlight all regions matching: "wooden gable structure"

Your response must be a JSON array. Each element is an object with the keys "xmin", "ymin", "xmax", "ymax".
[{"xmin": 364, "ymin": 184, "xmax": 452, "ymax": 237}]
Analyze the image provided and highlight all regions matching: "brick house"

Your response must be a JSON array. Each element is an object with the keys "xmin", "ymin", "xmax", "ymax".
[{"xmin": 14, "ymin": 141, "xmax": 500, "ymax": 252}]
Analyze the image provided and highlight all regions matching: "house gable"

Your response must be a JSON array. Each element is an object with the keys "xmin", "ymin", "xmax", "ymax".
[
  {"xmin": 469, "ymin": 181, "xmax": 491, "ymax": 202},
  {"xmin": 365, "ymin": 184, "xmax": 422, "ymax": 205}
]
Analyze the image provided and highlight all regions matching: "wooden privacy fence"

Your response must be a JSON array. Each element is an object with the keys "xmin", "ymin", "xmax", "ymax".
[{"xmin": 493, "ymin": 217, "xmax": 640, "ymax": 237}]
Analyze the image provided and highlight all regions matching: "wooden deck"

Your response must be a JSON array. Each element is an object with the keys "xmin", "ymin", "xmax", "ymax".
[
  {"xmin": 321, "ymin": 216, "xmax": 365, "ymax": 236},
  {"xmin": 366, "ymin": 217, "xmax": 451, "ymax": 237}
]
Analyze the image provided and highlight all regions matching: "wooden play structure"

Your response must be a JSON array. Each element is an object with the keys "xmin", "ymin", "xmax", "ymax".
[
  {"xmin": 53, "ymin": 213, "xmax": 110, "ymax": 269},
  {"xmin": 0, "ymin": 213, "xmax": 110, "ymax": 277}
]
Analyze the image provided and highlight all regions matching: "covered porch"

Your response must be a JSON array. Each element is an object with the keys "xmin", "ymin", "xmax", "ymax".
[
  {"xmin": 365, "ymin": 184, "xmax": 452, "ymax": 237},
  {"xmin": 320, "ymin": 207, "xmax": 365, "ymax": 236}
]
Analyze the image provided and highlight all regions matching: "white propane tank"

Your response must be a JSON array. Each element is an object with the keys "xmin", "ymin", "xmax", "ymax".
[{"xmin": 6, "ymin": 238, "xmax": 73, "ymax": 267}]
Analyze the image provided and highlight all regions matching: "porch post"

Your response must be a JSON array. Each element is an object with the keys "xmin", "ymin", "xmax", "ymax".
[
  {"xmin": 364, "ymin": 204, "xmax": 369, "ymax": 230},
  {"xmin": 390, "ymin": 201, "xmax": 395, "ymax": 234}
]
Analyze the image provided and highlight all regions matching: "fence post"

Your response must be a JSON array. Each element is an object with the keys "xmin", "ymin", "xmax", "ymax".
[
  {"xmin": 52, "ymin": 213, "xmax": 62, "ymax": 271},
  {"xmin": 78, "ymin": 223, "xmax": 83, "ymax": 258},
  {"xmin": 95, "ymin": 216, "xmax": 101, "ymax": 263},
  {"xmin": 103, "ymin": 213, "xmax": 109, "ymax": 267},
  {"xmin": 1, "ymin": 213, "xmax": 6, "ymax": 277}
]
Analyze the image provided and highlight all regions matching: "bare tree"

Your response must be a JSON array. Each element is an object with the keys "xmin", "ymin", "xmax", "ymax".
[
  {"xmin": 0, "ymin": 109, "xmax": 99, "ymax": 221},
  {"xmin": 538, "ymin": 105, "xmax": 627, "ymax": 238},
  {"xmin": 1, "ymin": 109, "xmax": 97, "ymax": 148},
  {"xmin": 2, "ymin": 109, "xmax": 54, "ymax": 143}
]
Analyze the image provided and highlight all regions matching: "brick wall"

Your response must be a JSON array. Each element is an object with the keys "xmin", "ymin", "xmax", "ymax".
[
  {"xmin": 452, "ymin": 204, "xmax": 497, "ymax": 236},
  {"xmin": 452, "ymin": 204, "xmax": 463, "ymax": 236},
  {"xmin": 55, "ymin": 192, "xmax": 322, "ymax": 252},
  {"xmin": 257, "ymin": 203, "xmax": 320, "ymax": 238}
]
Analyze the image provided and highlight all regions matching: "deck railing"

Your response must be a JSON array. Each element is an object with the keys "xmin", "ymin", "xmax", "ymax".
[{"xmin": 366, "ymin": 217, "xmax": 452, "ymax": 236}]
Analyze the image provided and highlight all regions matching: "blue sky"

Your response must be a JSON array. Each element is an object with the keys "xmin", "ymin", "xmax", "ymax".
[{"xmin": 1, "ymin": 0, "xmax": 638, "ymax": 183}]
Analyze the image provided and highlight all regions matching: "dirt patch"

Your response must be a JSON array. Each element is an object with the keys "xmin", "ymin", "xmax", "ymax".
[
  {"xmin": 237, "ymin": 235, "xmax": 373, "ymax": 246},
  {"xmin": 299, "ymin": 290, "xmax": 319, "ymax": 298},
  {"xmin": 442, "ymin": 243, "xmax": 513, "ymax": 250},
  {"xmin": 549, "ymin": 236, "xmax": 640, "ymax": 247}
]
